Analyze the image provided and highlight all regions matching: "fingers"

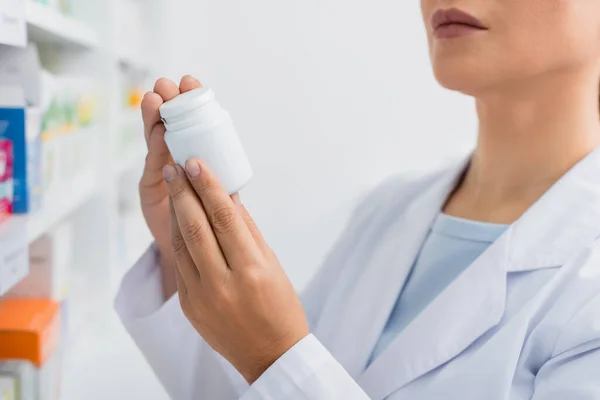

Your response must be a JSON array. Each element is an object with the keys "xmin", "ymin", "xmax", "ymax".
[
  {"xmin": 140, "ymin": 76, "xmax": 202, "ymax": 206},
  {"xmin": 154, "ymin": 78, "xmax": 180, "ymax": 102},
  {"xmin": 163, "ymin": 164, "xmax": 229, "ymax": 282},
  {"xmin": 231, "ymin": 193, "xmax": 269, "ymax": 254},
  {"xmin": 139, "ymin": 77, "xmax": 185, "ymax": 204},
  {"xmin": 139, "ymin": 123, "xmax": 170, "ymax": 207},
  {"xmin": 143, "ymin": 76, "xmax": 200, "ymax": 143},
  {"xmin": 169, "ymin": 200, "xmax": 199, "ymax": 284},
  {"xmin": 144, "ymin": 76, "xmax": 199, "ymax": 142},
  {"xmin": 238, "ymin": 203, "xmax": 270, "ymax": 254},
  {"xmin": 141, "ymin": 92, "xmax": 164, "ymax": 143},
  {"xmin": 183, "ymin": 159, "xmax": 262, "ymax": 267},
  {"xmin": 179, "ymin": 75, "xmax": 203, "ymax": 93}
]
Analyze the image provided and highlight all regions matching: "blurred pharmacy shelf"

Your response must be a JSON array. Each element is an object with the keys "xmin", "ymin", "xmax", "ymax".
[
  {"xmin": 118, "ymin": 50, "xmax": 150, "ymax": 73},
  {"xmin": 112, "ymin": 109, "xmax": 146, "ymax": 178},
  {"xmin": 27, "ymin": 169, "xmax": 99, "ymax": 243},
  {"xmin": 0, "ymin": 169, "xmax": 99, "ymax": 246},
  {"xmin": 112, "ymin": 146, "xmax": 146, "ymax": 179},
  {"xmin": 61, "ymin": 310, "xmax": 169, "ymax": 400},
  {"xmin": 0, "ymin": 170, "xmax": 99, "ymax": 296},
  {"xmin": 0, "ymin": 0, "xmax": 166, "ymax": 397},
  {"xmin": 25, "ymin": 1, "xmax": 100, "ymax": 50}
]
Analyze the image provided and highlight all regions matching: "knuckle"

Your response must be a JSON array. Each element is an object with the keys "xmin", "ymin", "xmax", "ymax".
[
  {"xmin": 211, "ymin": 285, "xmax": 230, "ymax": 302},
  {"xmin": 180, "ymin": 219, "xmax": 207, "ymax": 244},
  {"xmin": 210, "ymin": 206, "xmax": 237, "ymax": 233},
  {"xmin": 139, "ymin": 178, "xmax": 165, "ymax": 206},
  {"xmin": 142, "ymin": 156, "xmax": 159, "ymax": 175},
  {"xmin": 212, "ymin": 287, "xmax": 234, "ymax": 311},
  {"xmin": 169, "ymin": 182, "xmax": 187, "ymax": 199},
  {"xmin": 242, "ymin": 267, "xmax": 266, "ymax": 288},
  {"xmin": 171, "ymin": 231, "xmax": 187, "ymax": 254},
  {"xmin": 193, "ymin": 178, "xmax": 215, "ymax": 197},
  {"xmin": 141, "ymin": 92, "xmax": 155, "ymax": 107}
]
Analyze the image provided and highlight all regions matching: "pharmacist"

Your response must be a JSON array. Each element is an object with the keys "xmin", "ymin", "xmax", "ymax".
[
  {"xmin": 115, "ymin": 1, "xmax": 600, "ymax": 397},
  {"xmin": 116, "ymin": 76, "xmax": 600, "ymax": 399}
]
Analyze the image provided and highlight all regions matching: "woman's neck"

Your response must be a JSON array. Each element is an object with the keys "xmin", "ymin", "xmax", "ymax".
[{"xmin": 444, "ymin": 68, "xmax": 600, "ymax": 223}]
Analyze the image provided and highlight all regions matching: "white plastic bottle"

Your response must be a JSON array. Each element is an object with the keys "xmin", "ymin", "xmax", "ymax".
[{"xmin": 159, "ymin": 87, "xmax": 253, "ymax": 195}]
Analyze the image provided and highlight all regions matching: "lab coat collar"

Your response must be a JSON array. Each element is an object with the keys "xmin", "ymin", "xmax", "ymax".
[
  {"xmin": 356, "ymin": 157, "xmax": 507, "ymax": 399},
  {"xmin": 323, "ymin": 159, "xmax": 468, "ymax": 383},
  {"xmin": 354, "ymin": 146, "xmax": 600, "ymax": 399},
  {"xmin": 506, "ymin": 146, "xmax": 600, "ymax": 271}
]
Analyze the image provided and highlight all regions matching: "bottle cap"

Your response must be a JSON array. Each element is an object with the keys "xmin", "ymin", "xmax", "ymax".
[{"xmin": 159, "ymin": 87, "xmax": 215, "ymax": 124}]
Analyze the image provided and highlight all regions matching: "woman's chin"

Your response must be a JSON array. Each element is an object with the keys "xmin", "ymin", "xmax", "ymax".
[{"xmin": 433, "ymin": 68, "xmax": 487, "ymax": 97}]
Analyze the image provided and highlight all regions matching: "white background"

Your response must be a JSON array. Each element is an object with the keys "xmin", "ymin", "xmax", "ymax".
[{"xmin": 155, "ymin": 0, "xmax": 476, "ymax": 290}]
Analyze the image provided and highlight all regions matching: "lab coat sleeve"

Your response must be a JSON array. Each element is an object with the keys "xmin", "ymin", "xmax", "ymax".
[
  {"xmin": 115, "ymin": 244, "xmax": 248, "ymax": 400},
  {"xmin": 117, "ymin": 241, "xmax": 372, "ymax": 400},
  {"xmin": 241, "ymin": 334, "xmax": 370, "ymax": 399},
  {"xmin": 531, "ymin": 292, "xmax": 600, "ymax": 399}
]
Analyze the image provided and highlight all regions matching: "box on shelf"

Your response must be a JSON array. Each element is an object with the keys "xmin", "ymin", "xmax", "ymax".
[
  {"xmin": 0, "ymin": 246, "xmax": 29, "ymax": 297},
  {"xmin": 0, "ymin": 212, "xmax": 28, "ymax": 296},
  {"xmin": 8, "ymin": 223, "xmax": 72, "ymax": 300},
  {"xmin": 0, "ymin": 299, "xmax": 62, "ymax": 400},
  {"xmin": 0, "ymin": 44, "xmax": 46, "ymax": 214},
  {"xmin": 0, "ymin": 139, "xmax": 13, "ymax": 219},
  {"xmin": 27, "ymin": 108, "xmax": 44, "ymax": 214},
  {"xmin": 0, "ymin": 0, "xmax": 26, "ymax": 47},
  {"xmin": 0, "ymin": 102, "xmax": 45, "ymax": 215},
  {"xmin": 0, "ymin": 42, "xmax": 101, "ymax": 213},
  {"xmin": 0, "ymin": 376, "xmax": 16, "ymax": 400},
  {"xmin": 0, "ymin": 361, "xmax": 35, "ymax": 400},
  {"xmin": 7, "ymin": 223, "xmax": 73, "ymax": 348},
  {"xmin": 0, "ymin": 44, "xmax": 43, "ymax": 108},
  {"xmin": 41, "ymin": 73, "xmax": 99, "ymax": 201},
  {"xmin": 0, "ymin": 95, "xmax": 26, "ymax": 214}
]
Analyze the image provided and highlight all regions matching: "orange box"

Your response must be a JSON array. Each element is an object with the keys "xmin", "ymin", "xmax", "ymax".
[{"xmin": 0, "ymin": 298, "xmax": 60, "ymax": 368}]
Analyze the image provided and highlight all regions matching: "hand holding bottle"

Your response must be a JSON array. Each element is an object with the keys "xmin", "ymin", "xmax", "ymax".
[
  {"xmin": 162, "ymin": 159, "xmax": 310, "ymax": 384},
  {"xmin": 139, "ymin": 76, "xmax": 203, "ymax": 299}
]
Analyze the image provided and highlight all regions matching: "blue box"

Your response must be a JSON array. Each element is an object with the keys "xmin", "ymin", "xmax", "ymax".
[{"xmin": 0, "ymin": 106, "xmax": 28, "ymax": 213}]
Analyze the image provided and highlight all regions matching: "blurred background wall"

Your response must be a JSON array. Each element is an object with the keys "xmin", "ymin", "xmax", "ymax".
[{"xmin": 155, "ymin": 0, "xmax": 475, "ymax": 289}]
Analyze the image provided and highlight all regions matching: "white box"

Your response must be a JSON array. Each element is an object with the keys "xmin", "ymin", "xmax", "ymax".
[
  {"xmin": 0, "ymin": 221, "xmax": 28, "ymax": 295},
  {"xmin": 0, "ymin": 376, "xmax": 15, "ymax": 400},
  {"xmin": 8, "ymin": 222, "xmax": 72, "ymax": 299},
  {"xmin": 0, "ymin": 361, "xmax": 35, "ymax": 400},
  {"xmin": 0, "ymin": 0, "xmax": 26, "ymax": 47}
]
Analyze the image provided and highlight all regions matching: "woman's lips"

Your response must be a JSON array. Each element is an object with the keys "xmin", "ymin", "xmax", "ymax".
[{"xmin": 431, "ymin": 8, "xmax": 488, "ymax": 39}]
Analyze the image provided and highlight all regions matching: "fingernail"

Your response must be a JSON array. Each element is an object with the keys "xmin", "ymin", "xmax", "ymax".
[
  {"xmin": 231, "ymin": 193, "xmax": 242, "ymax": 205},
  {"xmin": 163, "ymin": 164, "xmax": 177, "ymax": 182},
  {"xmin": 183, "ymin": 74, "xmax": 200, "ymax": 84},
  {"xmin": 185, "ymin": 159, "xmax": 201, "ymax": 178}
]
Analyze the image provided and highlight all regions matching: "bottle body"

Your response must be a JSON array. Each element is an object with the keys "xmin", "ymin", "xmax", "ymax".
[{"xmin": 160, "ymin": 88, "xmax": 253, "ymax": 195}]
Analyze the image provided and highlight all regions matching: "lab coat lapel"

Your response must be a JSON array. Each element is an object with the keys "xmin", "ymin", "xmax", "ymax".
[
  {"xmin": 324, "ymin": 162, "xmax": 468, "ymax": 380},
  {"xmin": 359, "ymin": 231, "xmax": 509, "ymax": 399},
  {"xmin": 505, "ymin": 147, "xmax": 600, "ymax": 272},
  {"xmin": 359, "ymin": 147, "xmax": 600, "ymax": 399}
]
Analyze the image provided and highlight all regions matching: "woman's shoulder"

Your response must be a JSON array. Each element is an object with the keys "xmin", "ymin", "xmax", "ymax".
[{"xmin": 351, "ymin": 163, "xmax": 457, "ymax": 222}]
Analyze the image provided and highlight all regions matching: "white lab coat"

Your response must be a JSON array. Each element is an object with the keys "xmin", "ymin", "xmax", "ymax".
[{"xmin": 116, "ymin": 149, "xmax": 600, "ymax": 400}]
